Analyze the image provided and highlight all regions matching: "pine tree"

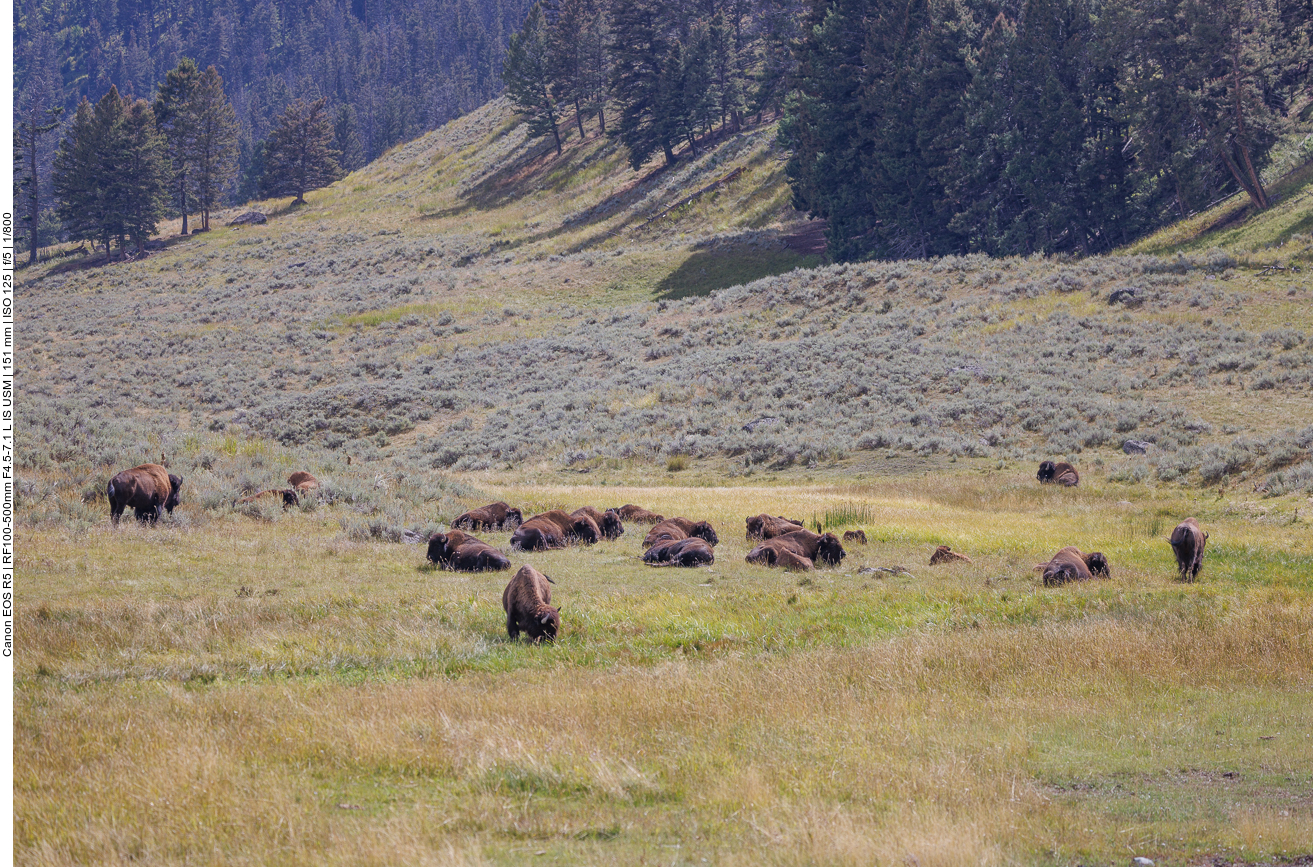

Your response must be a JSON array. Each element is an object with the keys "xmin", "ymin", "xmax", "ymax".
[
  {"xmin": 334, "ymin": 103, "xmax": 366, "ymax": 172},
  {"xmin": 187, "ymin": 66, "xmax": 239, "ymax": 231},
  {"xmin": 114, "ymin": 96, "xmax": 171, "ymax": 252},
  {"xmin": 609, "ymin": 0, "xmax": 681, "ymax": 168},
  {"xmin": 52, "ymin": 99, "xmax": 105, "ymax": 252},
  {"xmin": 261, "ymin": 97, "xmax": 342, "ymax": 204},
  {"xmin": 503, "ymin": 2, "xmax": 564, "ymax": 154},
  {"xmin": 153, "ymin": 58, "xmax": 201, "ymax": 235},
  {"xmin": 13, "ymin": 103, "xmax": 64, "ymax": 265}
]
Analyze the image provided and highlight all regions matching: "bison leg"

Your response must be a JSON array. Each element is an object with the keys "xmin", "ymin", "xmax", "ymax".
[{"xmin": 506, "ymin": 615, "xmax": 520, "ymax": 640}]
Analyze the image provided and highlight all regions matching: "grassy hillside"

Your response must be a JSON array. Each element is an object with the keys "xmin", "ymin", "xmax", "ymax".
[{"xmin": 15, "ymin": 101, "xmax": 1313, "ymax": 865}]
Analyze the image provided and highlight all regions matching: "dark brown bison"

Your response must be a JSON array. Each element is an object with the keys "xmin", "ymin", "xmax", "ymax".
[
  {"xmin": 614, "ymin": 504, "xmax": 665, "ymax": 524},
  {"xmin": 510, "ymin": 510, "xmax": 601, "ymax": 551},
  {"xmin": 1039, "ymin": 546, "xmax": 1110, "ymax": 586},
  {"xmin": 745, "ymin": 539, "xmax": 815, "ymax": 571},
  {"xmin": 929, "ymin": 545, "xmax": 971, "ymax": 565},
  {"xmin": 108, "ymin": 464, "xmax": 182, "ymax": 524},
  {"xmin": 746, "ymin": 529, "xmax": 845, "ymax": 569},
  {"xmin": 287, "ymin": 471, "xmax": 320, "ymax": 492},
  {"xmin": 571, "ymin": 506, "xmax": 624, "ymax": 541},
  {"xmin": 426, "ymin": 529, "xmax": 512, "ymax": 572},
  {"xmin": 237, "ymin": 488, "xmax": 299, "ymax": 509},
  {"xmin": 503, "ymin": 565, "xmax": 560, "ymax": 642},
  {"xmin": 1037, "ymin": 461, "xmax": 1080, "ymax": 487},
  {"xmin": 451, "ymin": 502, "xmax": 524, "ymax": 531},
  {"xmin": 746, "ymin": 514, "xmax": 806, "ymax": 540},
  {"xmin": 643, "ymin": 537, "xmax": 716, "ymax": 567},
  {"xmin": 1169, "ymin": 517, "xmax": 1208, "ymax": 582},
  {"xmin": 842, "ymin": 529, "xmax": 868, "ymax": 545},
  {"xmin": 643, "ymin": 517, "xmax": 720, "ymax": 549}
]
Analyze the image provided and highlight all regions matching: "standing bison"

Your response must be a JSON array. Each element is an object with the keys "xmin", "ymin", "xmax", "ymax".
[
  {"xmin": 1037, "ymin": 461, "xmax": 1080, "ymax": 487},
  {"xmin": 452, "ymin": 502, "xmax": 523, "ymax": 531},
  {"xmin": 503, "ymin": 565, "xmax": 560, "ymax": 642},
  {"xmin": 108, "ymin": 464, "xmax": 182, "ymax": 524},
  {"xmin": 1038, "ymin": 546, "xmax": 1110, "ymax": 586},
  {"xmin": 426, "ymin": 529, "xmax": 512, "ymax": 572},
  {"xmin": 1169, "ymin": 517, "xmax": 1208, "ymax": 582}
]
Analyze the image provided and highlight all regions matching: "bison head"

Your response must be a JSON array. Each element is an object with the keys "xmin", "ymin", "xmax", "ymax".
[
  {"xmin": 691, "ymin": 521, "xmax": 719, "ymax": 546},
  {"xmin": 165, "ymin": 474, "xmax": 184, "ymax": 514},
  {"xmin": 1084, "ymin": 552, "xmax": 1111, "ymax": 578},
  {"xmin": 1037, "ymin": 461, "xmax": 1057, "ymax": 483},
  {"xmin": 504, "ymin": 507, "xmax": 524, "ymax": 529},
  {"xmin": 527, "ymin": 607, "xmax": 560, "ymax": 642},
  {"xmin": 597, "ymin": 510, "xmax": 624, "ymax": 540},
  {"xmin": 816, "ymin": 533, "xmax": 846, "ymax": 566},
  {"xmin": 570, "ymin": 517, "xmax": 600, "ymax": 545},
  {"xmin": 426, "ymin": 532, "xmax": 453, "ymax": 565}
]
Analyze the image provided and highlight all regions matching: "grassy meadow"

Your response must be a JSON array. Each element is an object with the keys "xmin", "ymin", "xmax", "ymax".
[{"xmin": 15, "ymin": 100, "xmax": 1313, "ymax": 865}]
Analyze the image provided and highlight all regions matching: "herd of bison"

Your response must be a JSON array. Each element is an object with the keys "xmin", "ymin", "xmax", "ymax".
[{"xmin": 106, "ymin": 460, "xmax": 1210, "ymax": 643}]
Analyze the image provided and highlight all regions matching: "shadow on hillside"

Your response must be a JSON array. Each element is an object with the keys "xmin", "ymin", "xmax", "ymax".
[
  {"xmin": 655, "ymin": 243, "xmax": 823, "ymax": 300},
  {"xmin": 38, "ymin": 231, "xmax": 202, "ymax": 277}
]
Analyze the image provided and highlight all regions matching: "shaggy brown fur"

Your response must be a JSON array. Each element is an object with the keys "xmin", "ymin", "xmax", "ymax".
[
  {"xmin": 510, "ymin": 510, "xmax": 601, "ymax": 551},
  {"xmin": 842, "ymin": 529, "xmax": 868, "ymax": 545},
  {"xmin": 745, "ymin": 540, "xmax": 815, "ymax": 571},
  {"xmin": 108, "ymin": 464, "xmax": 182, "ymax": 524},
  {"xmin": 1169, "ymin": 517, "xmax": 1208, "ymax": 582},
  {"xmin": 745, "ymin": 514, "xmax": 806, "ymax": 540},
  {"xmin": 772, "ymin": 529, "xmax": 846, "ymax": 566},
  {"xmin": 503, "ymin": 565, "xmax": 560, "ymax": 642},
  {"xmin": 1039, "ymin": 546, "xmax": 1111, "ymax": 586},
  {"xmin": 643, "ymin": 517, "xmax": 720, "ymax": 549},
  {"xmin": 614, "ymin": 504, "xmax": 665, "ymax": 523},
  {"xmin": 451, "ymin": 502, "xmax": 524, "ymax": 531},
  {"xmin": 287, "ymin": 471, "xmax": 320, "ymax": 492},
  {"xmin": 427, "ymin": 529, "xmax": 512, "ymax": 572},
  {"xmin": 238, "ymin": 488, "xmax": 299, "ymax": 509},
  {"xmin": 643, "ymin": 537, "xmax": 716, "ymax": 567},
  {"xmin": 571, "ymin": 506, "xmax": 624, "ymax": 541},
  {"xmin": 929, "ymin": 545, "xmax": 971, "ymax": 565},
  {"xmin": 1037, "ymin": 461, "xmax": 1080, "ymax": 487}
]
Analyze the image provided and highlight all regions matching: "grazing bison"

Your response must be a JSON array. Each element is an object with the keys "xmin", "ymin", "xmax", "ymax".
[
  {"xmin": 842, "ymin": 529, "xmax": 868, "ymax": 545},
  {"xmin": 643, "ymin": 537, "xmax": 716, "ymax": 567},
  {"xmin": 643, "ymin": 517, "xmax": 720, "ymax": 549},
  {"xmin": 1039, "ymin": 546, "xmax": 1111, "ymax": 586},
  {"xmin": 745, "ymin": 540, "xmax": 815, "ymax": 571},
  {"xmin": 426, "ymin": 529, "xmax": 511, "ymax": 572},
  {"xmin": 571, "ymin": 506, "xmax": 624, "ymax": 541},
  {"xmin": 287, "ymin": 471, "xmax": 320, "ymax": 492},
  {"xmin": 746, "ymin": 514, "xmax": 806, "ymax": 540},
  {"xmin": 929, "ymin": 545, "xmax": 971, "ymax": 565},
  {"xmin": 614, "ymin": 504, "xmax": 665, "ymax": 524},
  {"xmin": 237, "ymin": 488, "xmax": 299, "ymax": 509},
  {"xmin": 452, "ymin": 502, "xmax": 524, "ymax": 531},
  {"xmin": 510, "ymin": 509, "xmax": 601, "ymax": 551},
  {"xmin": 1169, "ymin": 517, "xmax": 1208, "ymax": 582},
  {"xmin": 1037, "ymin": 461, "xmax": 1080, "ymax": 487},
  {"xmin": 108, "ymin": 464, "xmax": 182, "ymax": 524},
  {"xmin": 503, "ymin": 565, "xmax": 560, "ymax": 642}
]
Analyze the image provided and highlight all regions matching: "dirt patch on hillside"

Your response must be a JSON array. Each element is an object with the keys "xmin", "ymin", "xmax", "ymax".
[{"xmin": 784, "ymin": 220, "xmax": 827, "ymax": 255}]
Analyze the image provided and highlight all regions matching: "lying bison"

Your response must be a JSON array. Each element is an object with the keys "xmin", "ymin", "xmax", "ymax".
[
  {"xmin": 503, "ymin": 564, "xmax": 560, "ymax": 642},
  {"xmin": 643, "ymin": 537, "xmax": 716, "ymax": 567},
  {"xmin": 614, "ymin": 504, "xmax": 665, "ymax": 524},
  {"xmin": 237, "ymin": 488, "xmax": 298, "ymax": 509},
  {"xmin": 643, "ymin": 517, "xmax": 719, "ymax": 549},
  {"xmin": 746, "ymin": 514, "xmax": 806, "ymax": 540},
  {"xmin": 451, "ymin": 502, "xmax": 523, "ymax": 531},
  {"xmin": 1169, "ymin": 517, "xmax": 1208, "ymax": 582},
  {"xmin": 1038, "ymin": 546, "xmax": 1110, "ymax": 586},
  {"xmin": 929, "ymin": 545, "xmax": 971, "ymax": 565},
  {"xmin": 108, "ymin": 464, "xmax": 183, "ymax": 524},
  {"xmin": 746, "ymin": 529, "xmax": 845, "ymax": 569},
  {"xmin": 1037, "ymin": 461, "xmax": 1080, "ymax": 487},
  {"xmin": 744, "ymin": 539, "xmax": 815, "ymax": 571},
  {"xmin": 842, "ymin": 529, "xmax": 868, "ymax": 545},
  {"xmin": 511, "ymin": 509, "xmax": 601, "ymax": 551},
  {"xmin": 571, "ymin": 506, "xmax": 624, "ymax": 541},
  {"xmin": 427, "ymin": 529, "xmax": 512, "ymax": 572}
]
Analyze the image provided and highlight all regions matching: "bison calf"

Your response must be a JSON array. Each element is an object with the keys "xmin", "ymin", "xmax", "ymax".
[
  {"xmin": 287, "ymin": 471, "xmax": 320, "ymax": 492},
  {"xmin": 842, "ymin": 529, "xmax": 868, "ymax": 545},
  {"xmin": 929, "ymin": 545, "xmax": 971, "ymax": 565},
  {"xmin": 108, "ymin": 464, "xmax": 183, "ymax": 524},
  {"xmin": 1037, "ymin": 460, "xmax": 1080, "ymax": 487},
  {"xmin": 503, "ymin": 565, "xmax": 560, "ymax": 642},
  {"xmin": 427, "ymin": 529, "xmax": 512, "ymax": 572},
  {"xmin": 1169, "ymin": 517, "xmax": 1208, "ymax": 582}
]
